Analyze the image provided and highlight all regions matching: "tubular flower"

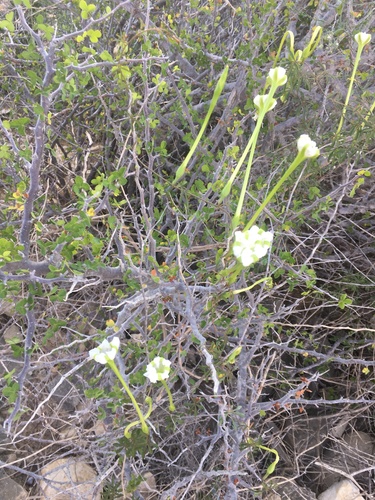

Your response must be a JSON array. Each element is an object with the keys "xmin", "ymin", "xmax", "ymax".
[
  {"xmin": 232, "ymin": 226, "xmax": 273, "ymax": 267},
  {"xmin": 297, "ymin": 134, "xmax": 320, "ymax": 159},
  {"xmin": 354, "ymin": 32, "xmax": 371, "ymax": 48},
  {"xmin": 89, "ymin": 337, "xmax": 120, "ymax": 364},
  {"xmin": 253, "ymin": 94, "xmax": 277, "ymax": 118},
  {"xmin": 267, "ymin": 66, "xmax": 288, "ymax": 87},
  {"xmin": 144, "ymin": 357, "xmax": 171, "ymax": 383}
]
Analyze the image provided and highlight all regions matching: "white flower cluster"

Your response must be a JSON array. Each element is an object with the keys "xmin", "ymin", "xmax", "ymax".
[{"xmin": 232, "ymin": 226, "xmax": 273, "ymax": 267}]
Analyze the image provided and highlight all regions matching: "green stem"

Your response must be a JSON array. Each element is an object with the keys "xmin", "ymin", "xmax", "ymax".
[
  {"xmin": 232, "ymin": 276, "xmax": 271, "ymax": 295},
  {"xmin": 107, "ymin": 359, "xmax": 149, "ymax": 435},
  {"xmin": 220, "ymin": 87, "xmax": 279, "ymax": 208},
  {"xmin": 336, "ymin": 43, "xmax": 365, "ymax": 137},
  {"xmin": 124, "ymin": 397, "xmax": 153, "ymax": 438},
  {"xmin": 244, "ymin": 153, "xmax": 306, "ymax": 231},
  {"xmin": 161, "ymin": 380, "xmax": 176, "ymax": 412},
  {"xmin": 231, "ymin": 132, "xmax": 258, "ymax": 229},
  {"xmin": 218, "ymin": 130, "xmax": 256, "ymax": 202}
]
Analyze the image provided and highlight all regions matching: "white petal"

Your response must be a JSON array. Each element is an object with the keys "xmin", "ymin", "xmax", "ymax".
[
  {"xmin": 95, "ymin": 352, "xmax": 109, "ymax": 365},
  {"xmin": 234, "ymin": 231, "xmax": 246, "ymax": 243},
  {"xmin": 253, "ymin": 244, "xmax": 268, "ymax": 259},
  {"xmin": 232, "ymin": 242, "xmax": 243, "ymax": 258},
  {"xmin": 240, "ymin": 249, "xmax": 256, "ymax": 267},
  {"xmin": 110, "ymin": 337, "xmax": 120, "ymax": 350},
  {"xmin": 89, "ymin": 347, "xmax": 100, "ymax": 360},
  {"xmin": 144, "ymin": 365, "xmax": 158, "ymax": 383},
  {"xmin": 248, "ymin": 225, "xmax": 259, "ymax": 239}
]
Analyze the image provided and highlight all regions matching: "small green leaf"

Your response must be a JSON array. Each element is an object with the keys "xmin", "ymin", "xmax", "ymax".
[
  {"xmin": 174, "ymin": 65, "xmax": 229, "ymax": 183},
  {"xmin": 86, "ymin": 29, "xmax": 102, "ymax": 43},
  {"xmin": 0, "ymin": 19, "xmax": 15, "ymax": 32},
  {"xmin": 79, "ymin": 0, "xmax": 96, "ymax": 19},
  {"xmin": 85, "ymin": 388, "xmax": 105, "ymax": 398},
  {"xmin": 338, "ymin": 293, "xmax": 352, "ymax": 310},
  {"xmin": 2, "ymin": 382, "xmax": 20, "ymax": 403},
  {"xmin": 100, "ymin": 50, "xmax": 113, "ymax": 62}
]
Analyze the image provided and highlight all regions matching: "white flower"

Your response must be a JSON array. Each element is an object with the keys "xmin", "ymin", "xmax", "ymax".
[
  {"xmin": 267, "ymin": 66, "xmax": 287, "ymax": 87},
  {"xmin": 354, "ymin": 32, "xmax": 371, "ymax": 47},
  {"xmin": 232, "ymin": 226, "xmax": 273, "ymax": 267},
  {"xmin": 89, "ymin": 337, "xmax": 120, "ymax": 364},
  {"xmin": 254, "ymin": 94, "xmax": 277, "ymax": 114},
  {"xmin": 297, "ymin": 134, "xmax": 320, "ymax": 158},
  {"xmin": 144, "ymin": 356, "xmax": 171, "ymax": 383}
]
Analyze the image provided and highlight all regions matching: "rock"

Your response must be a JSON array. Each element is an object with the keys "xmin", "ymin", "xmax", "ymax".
[
  {"xmin": 47, "ymin": 375, "xmax": 83, "ymax": 413},
  {"xmin": 321, "ymin": 431, "xmax": 375, "ymax": 489},
  {"xmin": 0, "ymin": 428, "xmax": 17, "ymax": 464},
  {"xmin": 343, "ymin": 431, "xmax": 375, "ymax": 456},
  {"xmin": 266, "ymin": 494, "xmax": 281, "ymax": 500},
  {"xmin": 40, "ymin": 458, "xmax": 102, "ymax": 499},
  {"xmin": 265, "ymin": 480, "xmax": 317, "ymax": 500},
  {"xmin": 92, "ymin": 420, "xmax": 106, "ymax": 436},
  {"xmin": 317, "ymin": 479, "xmax": 364, "ymax": 500},
  {"xmin": 3, "ymin": 324, "xmax": 23, "ymax": 343},
  {"xmin": 0, "ymin": 470, "xmax": 28, "ymax": 500},
  {"xmin": 135, "ymin": 472, "xmax": 157, "ymax": 499},
  {"xmin": 123, "ymin": 471, "xmax": 157, "ymax": 499},
  {"xmin": 0, "ymin": 300, "xmax": 16, "ymax": 317}
]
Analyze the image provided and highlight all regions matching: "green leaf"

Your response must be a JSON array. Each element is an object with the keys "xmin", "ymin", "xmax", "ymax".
[
  {"xmin": 85, "ymin": 388, "xmax": 105, "ymax": 398},
  {"xmin": 37, "ymin": 23, "xmax": 54, "ymax": 41},
  {"xmin": 99, "ymin": 50, "xmax": 113, "ymax": 62},
  {"xmin": 0, "ymin": 14, "xmax": 14, "ymax": 32},
  {"xmin": 79, "ymin": 0, "xmax": 96, "ymax": 19},
  {"xmin": 0, "ymin": 238, "xmax": 22, "ymax": 263},
  {"xmin": 88, "ymin": 29, "xmax": 101, "ymax": 43},
  {"xmin": 0, "ymin": 145, "xmax": 11, "ymax": 159},
  {"xmin": 338, "ymin": 293, "xmax": 352, "ymax": 310},
  {"xmin": 2, "ymin": 382, "xmax": 20, "ymax": 403},
  {"xmin": 78, "ymin": 29, "xmax": 102, "ymax": 43},
  {"xmin": 9, "ymin": 117, "xmax": 30, "ymax": 135},
  {"xmin": 174, "ymin": 65, "xmax": 229, "ymax": 183}
]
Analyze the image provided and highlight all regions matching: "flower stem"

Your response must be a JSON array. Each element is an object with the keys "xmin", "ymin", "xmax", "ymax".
[
  {"xmin": 124, "ymin": 397, "xmax": 153, "ymax": 438},
  {"xmin": 161, "ymin": 380, "xmax": 176, "ymax": 412},
  {"xmin": 231, "ymin": 88, "xmax": 279, "ymax": 229},
  {"xmin": 107, "ymin": 359, "xmax": 149, "ymax": 435},
  {"xmin": 336, "ymin": 43, "xmax": 365, "ymax": 137},
  {"xmin": 244, "ymin": 153, "xmax": 305, "ymax": 231}
]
